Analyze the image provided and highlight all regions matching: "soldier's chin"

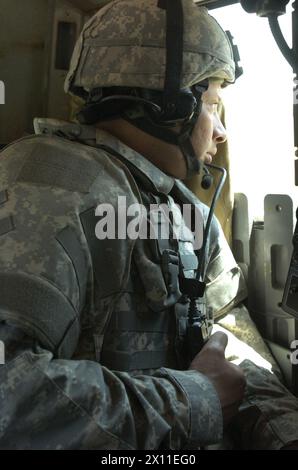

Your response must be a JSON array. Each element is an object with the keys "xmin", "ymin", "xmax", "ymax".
[{"xmin": 204, "ymin": 154, "xmax": 213, "ymax": 164}]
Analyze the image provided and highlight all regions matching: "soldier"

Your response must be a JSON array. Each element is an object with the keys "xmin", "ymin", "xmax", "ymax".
[{"xmin": 0, "ymin": 0, "xmax": 298, "ymax": 450}]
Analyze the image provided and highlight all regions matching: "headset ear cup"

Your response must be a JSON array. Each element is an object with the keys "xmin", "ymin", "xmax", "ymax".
[
  {"xmin": 142, "ymin": 89, "xmax": 198, "ymax": 123},
  {"xmin": 138, "ymin": 89, "xmax": 163, "ymax": 122},
  {"xmin": 144, "ymin": 102, "xmax": 163, "ymax": 123},
  {"xmin": 176, "ymin": 92, "xmax": 197, "ymax": 118}
]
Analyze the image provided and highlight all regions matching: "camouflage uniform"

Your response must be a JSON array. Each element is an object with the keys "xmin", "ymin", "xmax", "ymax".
[
  {"xmin": 0, "ymin": 124, "xmax": 242, "ymax": 449},
  {"xmin": 1, "ymin": 0, "xmax": 298, "ymax": 451},
  {"xmin": 1, "ymin": 124, "xmax": 298, "ymax": 450}
]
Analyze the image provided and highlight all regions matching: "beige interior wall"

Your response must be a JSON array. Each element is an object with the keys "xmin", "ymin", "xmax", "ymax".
[
  {"xmin": 0, "ymin": 0, "xmax": 85, "ymax": 146},
  {"xmin": 0, "ymin": 0, "xmax": 51, "ymax": 145}
]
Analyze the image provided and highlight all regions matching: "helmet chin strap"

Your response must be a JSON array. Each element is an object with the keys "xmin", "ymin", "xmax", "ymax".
[
  {"xmin": 178, "ymin": 134, "xmax": 201, "ymax": 179},
  {"xmin": 177, "ymin": 99, "xmax": 203, "ymax": 179},
  {"xmin": 122, "ymin": 97, "xmax": 203, "ymax": 180}
]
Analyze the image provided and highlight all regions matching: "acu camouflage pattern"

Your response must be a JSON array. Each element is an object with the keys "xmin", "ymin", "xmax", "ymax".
[
  {"xmin": 213, "ymin": 305, "xmax": 298, "ymax": 449},
  {"xmin": 65, "ymin": 0, "xmax": 235, "ymax": 97},
  {"xmin": 1, "ymin": 124, "xmax": 298, "ymax": 449},
  {"xmin": 0, "ymin": 128, "xmax": 226, "ymax": 449}
]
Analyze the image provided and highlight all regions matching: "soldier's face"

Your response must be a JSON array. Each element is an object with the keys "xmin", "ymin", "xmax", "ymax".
[{"xmin": 191, "ymin": 80, "xmax": 227, "ymax": 165}]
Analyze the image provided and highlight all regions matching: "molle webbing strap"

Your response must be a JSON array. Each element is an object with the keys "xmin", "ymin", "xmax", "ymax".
[
  {"xmin": 100, "ymin": 279, "xmax": 175, "ymax": 370},
  {"xmin": 101, "ymin": 349, "xmax": 168, "ymax": 371},
  {"xmin": 108, "ymin": 303, "xmax": 169, "ymax": 332}
]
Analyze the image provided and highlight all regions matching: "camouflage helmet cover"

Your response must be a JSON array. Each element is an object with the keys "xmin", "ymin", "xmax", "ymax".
[{"xmin": 65, "ymin": 0, "xmax": 236, "ymax": 98}]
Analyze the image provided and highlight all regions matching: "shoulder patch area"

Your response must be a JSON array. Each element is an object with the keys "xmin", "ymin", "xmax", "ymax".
[
  {"xmin": 0, "ymin": 135, "xmax": 120, "ymax": 193},
  {"xmin": 16, "ymin": 136, "xmax": 101, "ymax": 193}
]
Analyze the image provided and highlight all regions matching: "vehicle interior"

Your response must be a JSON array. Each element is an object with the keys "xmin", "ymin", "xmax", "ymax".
[{"xmin": 0, "ymin": 0, "xmax": 297, "ymax": 394}]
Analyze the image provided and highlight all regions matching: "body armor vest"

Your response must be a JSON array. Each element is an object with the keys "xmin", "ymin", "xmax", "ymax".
[
  {"xmin": 99, "ymin": 169, "xmax": 212, "ymax": 373},
  {"xmin": 0, "ymin": 124, "xmax": 222, "ymax": 370}
]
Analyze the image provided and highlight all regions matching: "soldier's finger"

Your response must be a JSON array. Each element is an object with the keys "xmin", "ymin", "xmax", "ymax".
[{"xmin": 204, "ymin": 331, "xmax": 228, "ymax": 354}]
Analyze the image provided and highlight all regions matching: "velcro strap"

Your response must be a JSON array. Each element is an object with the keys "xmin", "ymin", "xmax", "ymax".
[
  {"xmin": 102, "ymin": 349, "xmax": 167, "ymax": 372},
  {"xmin": 109, "ymin": 299, "xmax": 169, "ymax": 332}
]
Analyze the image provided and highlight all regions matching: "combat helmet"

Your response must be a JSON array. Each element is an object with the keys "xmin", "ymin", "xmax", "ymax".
[{"xmin": 65, "ymin": 0, "xmax": 242, "ymax": 179}]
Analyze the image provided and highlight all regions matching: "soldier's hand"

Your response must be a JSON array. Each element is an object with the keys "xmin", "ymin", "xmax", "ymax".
[{"xmin": 188, "ymin": 331, "xmax": 246, "ymax": 428}]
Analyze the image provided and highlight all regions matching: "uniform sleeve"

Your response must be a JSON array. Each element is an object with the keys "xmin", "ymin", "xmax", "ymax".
[
  {"xmin": 0, "ymin": 322, "xmax": 222, "ymax": 450},
  {"xmin": 205, "ymin": 215, "xmax": 247, "ymax": 319}
]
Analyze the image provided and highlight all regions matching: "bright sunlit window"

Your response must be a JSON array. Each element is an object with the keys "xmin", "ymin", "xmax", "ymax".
[{"xmin": 212, "ymin": 4, "xmax": 296, "ymax": 221}]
